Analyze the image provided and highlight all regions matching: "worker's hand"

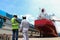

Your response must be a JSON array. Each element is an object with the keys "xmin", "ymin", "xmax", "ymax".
[{"xmin": 20, "ymin": 29, "xmax": 22, "ymax": 32}]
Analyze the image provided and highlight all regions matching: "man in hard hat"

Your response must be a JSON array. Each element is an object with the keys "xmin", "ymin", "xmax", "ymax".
[
  {"xmin": 20, "ymin": 16, "xmax": 29, "ymax": 40},
  {"xmin": 11, "ymin": 15, "xmax": 19, "ymax": 40}
]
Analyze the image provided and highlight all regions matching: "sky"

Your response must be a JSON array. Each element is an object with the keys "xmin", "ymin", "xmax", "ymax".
[{"xmin": 0, "ymin": 0, "xmax": 60, "ymax": 33}]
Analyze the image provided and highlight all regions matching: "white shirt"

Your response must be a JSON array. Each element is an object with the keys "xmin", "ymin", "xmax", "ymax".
[{"xmin": 20, "ymin": 19, "xmax": 29, "ymax": 32}]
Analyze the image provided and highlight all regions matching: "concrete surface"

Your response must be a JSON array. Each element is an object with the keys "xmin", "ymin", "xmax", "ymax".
[{"xmin": 18, "ymin": 37, "xmax": 59, "ymax": 40}]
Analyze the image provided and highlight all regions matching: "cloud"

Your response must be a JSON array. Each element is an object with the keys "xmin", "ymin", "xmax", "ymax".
[
  {"xmin": 29, "ymin": 0, "xmax": 60, "ymax": 14},
  {"xmin": 20, "ymin": 14, "xmax": 36, "ymax": 24}
]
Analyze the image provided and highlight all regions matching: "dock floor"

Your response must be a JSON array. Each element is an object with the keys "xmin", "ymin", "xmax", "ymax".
[{"xmin": 18, "ymin": 37, "xmax": 59, "ymax": 40}]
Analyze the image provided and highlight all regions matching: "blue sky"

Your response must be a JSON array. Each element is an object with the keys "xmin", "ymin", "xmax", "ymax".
[{"xmin": 0, "ymin": 0, "xmax": 60, "ymax": 33}]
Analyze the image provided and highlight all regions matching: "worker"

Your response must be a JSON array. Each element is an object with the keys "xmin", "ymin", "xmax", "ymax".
[
  {"xmin": 20, "ymin": 16, "xmax": 30, "ymax": 40},
  {"xmin": 11, "ymin": 15, "xmax": 19, "ymax": 40}
]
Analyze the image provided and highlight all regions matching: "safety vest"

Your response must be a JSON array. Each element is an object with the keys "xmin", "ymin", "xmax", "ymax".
[{"xmin": 11, "ymin": 17, "xmax": 19, "ymax": 29}]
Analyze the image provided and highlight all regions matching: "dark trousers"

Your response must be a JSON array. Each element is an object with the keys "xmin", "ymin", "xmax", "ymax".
[{"xmin": 12, "ymin": 29, "xmax": 18, "ymax": 40}]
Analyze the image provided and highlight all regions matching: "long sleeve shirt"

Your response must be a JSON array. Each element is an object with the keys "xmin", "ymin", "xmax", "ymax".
[{"xmin": 20, "ymin": 19, "xmax": 29, "ymax": 32}]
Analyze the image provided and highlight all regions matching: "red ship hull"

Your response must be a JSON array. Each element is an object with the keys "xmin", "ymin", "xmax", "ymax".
[{"xmin": 34, "ymin": 19, "xmax": 58, "ymax": 37}]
